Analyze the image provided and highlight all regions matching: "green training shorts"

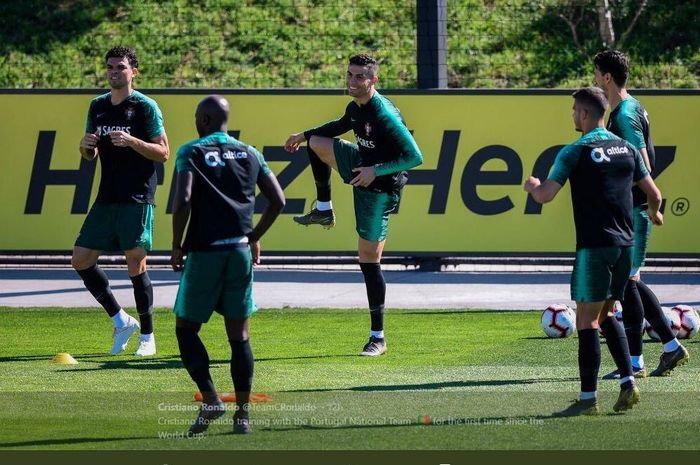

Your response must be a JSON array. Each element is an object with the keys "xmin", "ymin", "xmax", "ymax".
[
  {"xmin": 173, "ymin": 247, "xmax": 256, "ymax": 323},
  {"xmin": 570, "ymin": 246, "xmax": 633, "ymax": 302},
  {"xmin": 75, "ymin": 203, "xmax": 154, "ymax": 252},
  {"xmin": 333, "ymin": 138, "xmax": 401, "ymax": 242}
]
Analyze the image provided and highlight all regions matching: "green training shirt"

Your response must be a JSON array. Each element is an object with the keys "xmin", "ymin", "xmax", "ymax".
[
  {"xmin": 304, "ymin": 91, "xmax": 423, "ymax": 193},
  {"xmin": 548, "ymin": 127, "xmax": 649, "ymax": 249},
  {"xmin": 176, "ymin": 132, "xmax": 271, "ymax": 252},
  {"xmin": 85, "ymin": 90, "xmax": 165, "ymax": 204}
]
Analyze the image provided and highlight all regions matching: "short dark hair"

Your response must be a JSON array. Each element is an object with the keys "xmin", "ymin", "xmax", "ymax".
[
  {"xmin": 572, "ymin": 87, "xmax": 608, "ymax": 119},
  {"xmin": 105, "ymin": 46, "xmax": 138, "ymax": 68},
  {"xmin": 593, "ymin": 50, "xmax": 629, "ymax": 87},
  {"xmin": 349, "ymin": 54, "xmax": 378, "ymax": 77}
]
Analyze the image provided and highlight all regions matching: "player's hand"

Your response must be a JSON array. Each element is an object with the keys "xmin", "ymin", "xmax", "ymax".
[
  {"xmin": 648, "ymin": 208, "xmax": 663, "ymax": 226},
  {"xmin": 80, "ymin": 133, "xmax": 99, "ymax": 149},
  {"xmin": 170, "ymin": 246, "xmax": 185, "ymax": 272},
  {"xmin": 250, "ymin": 240, "xmax": 261, "ymax": 265},
  {"xmin": 109, "ymin": 130, "xmax": 134, "ymax": 147},
  {"xmin": 350, "ymin": 166, "xmax": 377, "ymax": 188},
  {"xmin": 523, "ymin": 176, "xmax": 541, "ymax": 193},
  {"xmin": 284, "ymin": 133, "xmax": 305, "ymax": 153}
]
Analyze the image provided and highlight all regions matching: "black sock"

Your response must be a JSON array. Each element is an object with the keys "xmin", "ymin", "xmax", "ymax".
[
  {"xmin": 578, "ymin": 329, "xmax": 601, "ymax": 394},
  {"xmin": 76, "ymin": 264, "xmax": 121, "ymax": 317},
  {"xmin": 360, "ymin": 262, "xmax": 386, "ymax": 332},
  {"xmin": 621, "ymin": 379, "xmax": 634, "ymax": 391},
  {"xmin": 621, "ymin": 280, "xmax": 645, "ymax": 357},
  {"xmin": 131, "ymin": 272, "xmax": 154, "ymax": 335},
  {"xmin": 306, "ymin": 145, "xmax": 331, "ymax": 202},
  {"xmin": 600, "ymin": 316, "xmax": 633, "ymax": 379},
  {"xmin": 176, "ymin": 326, "xmax": 216, "ymax": 403},
  {"xmin": 637, "ymin": 280, "xmax": 674, "ymax": 344},
  {"xmin": 230, "ymin": 339, "xmax": 254, "ymax": 400}
]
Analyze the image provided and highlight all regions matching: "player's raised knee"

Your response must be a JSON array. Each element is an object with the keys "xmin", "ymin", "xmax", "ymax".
[{"xmin": 308, "ymin": 136, "xmax": 335, "ymax": 163}]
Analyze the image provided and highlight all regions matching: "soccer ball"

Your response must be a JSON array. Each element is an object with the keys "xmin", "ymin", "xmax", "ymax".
[
  {"xmin": 671, "ymin": 305, "xmax": 700, "ymax": 340},
  {"xmin": 647, "ymin": 307, "xmax": 681, "ymax": 341},
  {"xmin": 541, "ymin": 304, "xmax": 576, "ymax": 338}
]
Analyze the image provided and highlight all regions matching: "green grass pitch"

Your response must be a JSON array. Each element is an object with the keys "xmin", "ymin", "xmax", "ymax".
[{"xmin": 0, "ymin": 307, "xmax": 698, "ymax": 450}]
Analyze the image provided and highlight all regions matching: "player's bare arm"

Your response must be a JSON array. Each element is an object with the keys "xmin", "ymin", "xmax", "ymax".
[
  {"xmin": 284, "ymin": 132, "xmax": 306, "ymax": 153},
  {"xmin": 110, "ymin": 131, "xmax": 170, "ymax": 162},
  {"xmin": 171, "ymin": 170, "xmax": 193, "ymax": 271},
  {"xmin": 79, "ymin": 133, "xmax": 99, "ymax": 160},
  {"xmin": 636, "ymin": 175, "xmax": 664, "ymax": 226},
  {"xmin": 524, "ymin": 176, "xmax": 562, "ymax": 204}
]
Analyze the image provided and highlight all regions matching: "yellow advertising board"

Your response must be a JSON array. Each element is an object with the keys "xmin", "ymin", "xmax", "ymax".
[{"xmin": 0, "ymin": 90, "xmax": 697, "ymax": 254}]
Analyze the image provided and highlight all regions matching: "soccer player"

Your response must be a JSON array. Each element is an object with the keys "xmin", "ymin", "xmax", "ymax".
[
  {"xmin": 171, "ymin": 95, "xmax": 285, "ymax": 435},
  {"xmin": 284, "ymin": 54, "xmax": 423, "ymax": 356},
  {"xmin": 594, "ymin": 50, "xmax": 689, "ymax": 377},
  {"xmin": 525, "ymin": 87, "xmax": 664, "ymax": 415},
  {"xmin": 72, "ymin": 46, "xmax": 169, "ymax": 357}
]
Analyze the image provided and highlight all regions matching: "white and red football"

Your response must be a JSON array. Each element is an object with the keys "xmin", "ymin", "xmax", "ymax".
[
  {"xmin": 541, "ymin": 304, "xmax": 576, "ymax": 338},
  {"xmin": 671, "ymin": 305, "xmax": 699, "ymax": 340}
]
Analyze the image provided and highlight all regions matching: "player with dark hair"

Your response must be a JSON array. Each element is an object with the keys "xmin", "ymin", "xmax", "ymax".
[
  {"xmin": 73, "ymin": 46, "xmax": 169, "ymax": 356},
  {"xmin": 171, "ymin": 95, "xmax": 285, "ymax": 435},
  {"xmin": 594, "ymin": 49, "xmax": 689, "ymax": 378},
  {"xmin": 284, "ymin": 53, "xmax": 423, "ymax": 356},
  {"xmin": 525, "ymin": 87, "xmax": 664, "ymax": 415}
]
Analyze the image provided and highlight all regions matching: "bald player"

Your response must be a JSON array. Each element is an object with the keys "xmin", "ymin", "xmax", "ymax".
[{"xmin": 171, "ymin": 95, "xmax": 285, "ymax": 435}]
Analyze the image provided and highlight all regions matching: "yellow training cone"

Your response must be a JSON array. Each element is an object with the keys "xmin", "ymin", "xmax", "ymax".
[{"xmin": 52, "ymin": 353, "xmax": 78, "ymax": 365}]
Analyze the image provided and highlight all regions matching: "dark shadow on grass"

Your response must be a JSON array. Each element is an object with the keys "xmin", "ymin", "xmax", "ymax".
[
  {"xmin": 57, "ymin": 354, "xmax": 361, "ymax": 371},
  {"xmin": 0, "ymin": 354, "xmax": 68, "ymax": 363},
  {"xmin": 0, "ymin": 434, "xmax": 154, "ymax": 448},
  {"xmin": 256, "ymin": 354, "xmax": 359, "ymax": 362},
  {"xmin": 58, "ymin": 356, "xmax": 188, "ymax": 371},
  {"xmin": 0, "ymin": 281, "xmax": 177, "ymax": 299},
  {"xmin": 283, "ymin": 377, "xmax": 580, "ymax": 393},
  {"xmin": 0, "ymin": 353, "xmax": 118, "ymax": 363},
  {"xmin": 402, "ymin": 309, "xmax": 525, "ymax": 315}
]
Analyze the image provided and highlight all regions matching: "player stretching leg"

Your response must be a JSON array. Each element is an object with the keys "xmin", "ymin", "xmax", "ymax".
[{"xmin": 284, "ymin": 54, "xmax": 423, "ymax": 356}]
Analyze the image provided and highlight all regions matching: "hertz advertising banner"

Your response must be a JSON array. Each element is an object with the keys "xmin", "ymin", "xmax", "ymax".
[{"xmin": 0, "ymin": 90, "xmax": 697, "ymax": 254}]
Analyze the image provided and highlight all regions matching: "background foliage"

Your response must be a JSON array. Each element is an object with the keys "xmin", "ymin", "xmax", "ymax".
[{"xmin": 1, "ymin": 0, "xmax": 698, "ymax": 88}]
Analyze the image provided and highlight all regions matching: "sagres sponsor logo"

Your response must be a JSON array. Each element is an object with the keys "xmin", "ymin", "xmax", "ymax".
[
  {"xmin": 96, "ymin": 125, "xmax": 131, "ymax": 136},
  {"xmin": 204, "ymin": 150, "xmax": 225, "ymax": 167},
  {"xmin": 356, "ymin": 136, "xmax": 375, "ymax": 148}
]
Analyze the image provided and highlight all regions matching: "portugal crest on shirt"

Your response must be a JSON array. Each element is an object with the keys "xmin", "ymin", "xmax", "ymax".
[
  {"xmin": 364, "ymin": 122, "xmax": 372, "ymax": 136},
  {"xmin": 125, "ymin": 107, "xmax": 135, "ymax": 121}
]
